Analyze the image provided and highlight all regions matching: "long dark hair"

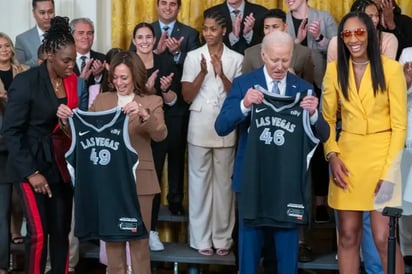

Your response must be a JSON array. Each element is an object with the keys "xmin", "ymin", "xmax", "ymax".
[
  {"xmin": 109, "ymin": 51, "xmax": 150, "ymax": 96},
  {"xmin": 337, "ymin": 11, "xmax": 386, "ymax": 100},
  {"xmin": 100, "ymin": 48, "xmax": 123, "ymax": 93}
]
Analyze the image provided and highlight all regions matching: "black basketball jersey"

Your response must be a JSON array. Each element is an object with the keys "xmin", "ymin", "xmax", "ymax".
[
  {"xmin": 65, "ymin": 107, "xmax": 147, "ymax": 241},
  {"xmin": 239, "ymin": 88, "xmax": 319, "ymax": 228}
]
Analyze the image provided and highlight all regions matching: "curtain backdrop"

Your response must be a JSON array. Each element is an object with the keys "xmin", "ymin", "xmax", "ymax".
[{"xmin": 111, "ymin": 0, "xmax": 412, "ymax": 49}]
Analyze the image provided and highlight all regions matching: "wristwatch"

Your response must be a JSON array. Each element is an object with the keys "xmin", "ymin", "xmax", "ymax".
[{"xmin": 315, "ymin": 34, "xmax": 324, "ymax": 42}]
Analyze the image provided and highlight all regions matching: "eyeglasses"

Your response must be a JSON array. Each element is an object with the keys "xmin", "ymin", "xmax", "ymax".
[{"xmin": 341, "ymin": 28, "xmax": 367, "ymax": 41}]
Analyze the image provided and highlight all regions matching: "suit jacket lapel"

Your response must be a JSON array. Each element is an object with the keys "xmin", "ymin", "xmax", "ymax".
[
  {"xmin": 254, "ymin": 67, "xmax": 267, "ymax": 90},
  {"xmin": 285, "ymin": 73, "xmax": 300, "ymax": 96},
  {"xmin": 171, "ymin": 21, "xmax": 180, "ymax": 38},
  {"xmin": 152, "ymin": 21, "xmax": 162, "ymax": 48},
  {"xmin": 73, "ymin": 63, "xmax": 80, "ymax": 76},
  {"xmin": 29, "ymin": 27, "xmax": 41, "ymax": 43},
  {"xmin": 39, "ymin": 63, "xmax": 59, "ymax": 110},
  {"xmin": 222, "ymin": 5, "xmax": 233, "ymax": 34},
  {"xmin": 244, "ymin": 2, "xmax": 252, "ymax": 18},
  {"xmin": 29, "ymin": 27, "xmax": 42, "ymax": 57},
  {"xmin": 347, "ymin": 63, "xmax": 367, "ymax": 115}
]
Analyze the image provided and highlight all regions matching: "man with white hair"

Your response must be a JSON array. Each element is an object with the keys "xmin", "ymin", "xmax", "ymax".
[{"xmin": 215, "ymin": 31, "xmax": 329, "ymax": 274}]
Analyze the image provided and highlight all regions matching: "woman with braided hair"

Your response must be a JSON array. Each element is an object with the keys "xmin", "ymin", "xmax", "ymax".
[{"xmin": 2, "ymin": 16, "xmax": 78, "ymax": 274}]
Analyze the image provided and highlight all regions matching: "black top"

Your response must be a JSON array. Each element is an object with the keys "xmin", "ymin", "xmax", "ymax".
[
  {"xmin": 57, "ymin": 97, "xmax": 67, "ymax": 105},
  {"xmin": 0, "ymin": 68, "xmax": 13, "ymax": 91},
  {"xmin": 147, "ymin": 52, "xmax": 187, "ymax": 116},
  {"xmin": 292, "ymin": 16, "xmax": 308, "ymax": 47},
  {"xmin": 382, "ymin": 13, "xmax": 412, "ymax": 59}
]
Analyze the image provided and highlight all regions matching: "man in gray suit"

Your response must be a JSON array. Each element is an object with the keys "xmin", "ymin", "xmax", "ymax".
[
  {"xmin": 284, "ymin": 0, "xmax": 337, "ymax": 88},
  {"xmin": 15, "ymin": 0, "xmax": 55, "ymax": 67},
  {"xmin": 242, "ymin": 9, "xmax": 314, "ymax": 84}
]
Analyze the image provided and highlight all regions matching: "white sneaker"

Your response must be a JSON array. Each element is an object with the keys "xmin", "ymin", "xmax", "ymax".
[{"xmin": 149, "ymin": 231, "xmax": 164, "ymax": 251}]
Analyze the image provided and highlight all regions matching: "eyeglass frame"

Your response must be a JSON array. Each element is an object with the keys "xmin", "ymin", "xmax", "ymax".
[{"xmin": 340, "ymin": 28, "xmax": 367, "ymax": 41}]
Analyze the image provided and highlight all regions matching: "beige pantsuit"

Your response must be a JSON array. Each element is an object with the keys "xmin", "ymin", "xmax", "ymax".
[{"xmin": 188, "ymin": 145, "xmax": 235, "ymax": 250}]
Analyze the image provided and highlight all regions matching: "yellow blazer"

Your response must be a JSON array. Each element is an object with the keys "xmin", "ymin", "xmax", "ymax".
[
  {"xmin": 322, "ymin": 56, "xmax": 407, "ymax": 180},
  {"xmin": 90, "ymin": 92, "xmax": 167, "ymax": 195}
]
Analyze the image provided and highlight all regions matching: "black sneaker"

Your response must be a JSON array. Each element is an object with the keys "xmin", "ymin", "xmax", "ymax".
[
  {"xmin": 168, "ymin": 203, "xmax": 185, "ymax": 216},
  {"xmin": 298, "ymin": 243, "xmax": 314, "ymax": 262},
  {"xmin": 314, "ymin": 205, "xmax": 330, "ymax": 224}
]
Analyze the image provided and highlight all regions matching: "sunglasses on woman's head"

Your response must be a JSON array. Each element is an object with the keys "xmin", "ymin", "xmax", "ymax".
[{"xmin": 341, "ymin": 28, "xmax": 367, "ymax": 41}]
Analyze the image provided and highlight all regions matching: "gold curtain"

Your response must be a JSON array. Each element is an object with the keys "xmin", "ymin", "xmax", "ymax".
[{"xmin": 111, "ymin": 0, "xmax": 412, "ymax": 49}]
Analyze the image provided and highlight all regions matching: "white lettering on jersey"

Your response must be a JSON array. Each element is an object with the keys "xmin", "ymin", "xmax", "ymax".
[
  {"xmin": 80, "ymin": 137, "xmax": 120, "ymax": 150},
  {"xmin": 255, "ymin": 116, "xmax": 296, "ymax": 133},
  {"xmin": 259, "ymin": 128, "xmax": 285, "ymax": 146}
]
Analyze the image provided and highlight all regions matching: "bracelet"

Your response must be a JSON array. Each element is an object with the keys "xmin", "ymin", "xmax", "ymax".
[
  {"xmin": 326, "ymin": 152, "xmax": 337, "ymax": 161},
  {"xmin": 27, "ymin": 170, "xmax": 39, "ymax": 179}
]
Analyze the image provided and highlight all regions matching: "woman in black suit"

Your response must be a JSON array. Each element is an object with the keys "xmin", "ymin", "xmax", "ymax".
[
  {"xmin": 132, "ymin": 22, "xmax": 179, "ymax": 251},
  {"xmin": 1, "ymin": 16, "xmax": 78, "ymax": 274}
]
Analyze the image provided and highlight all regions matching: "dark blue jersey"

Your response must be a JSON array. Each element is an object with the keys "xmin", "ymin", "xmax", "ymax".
[
  {"xmin": 239, "ymin": 90, "xmax": 319, "ymax": 228},
  {"xmin": 66, "ymin": 107, "xmax": 147, "ymax": 241}
]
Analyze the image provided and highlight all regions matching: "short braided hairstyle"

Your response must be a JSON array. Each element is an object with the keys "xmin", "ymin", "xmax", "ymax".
[
  {"xmin": 42, "ymin": 16, "xmax": 75, "ymax": 54},
  {"xmin": 203, "ymin": 10, "xmax": 227, "ymax": 29}
]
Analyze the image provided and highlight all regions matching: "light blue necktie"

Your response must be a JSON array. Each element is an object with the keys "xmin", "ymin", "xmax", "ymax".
[{"xmin": 271, "ymin": 80, "xmax": 280, "ymax": 95}]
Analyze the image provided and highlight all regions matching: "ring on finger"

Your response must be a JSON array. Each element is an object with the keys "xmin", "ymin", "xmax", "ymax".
[{"xmin": 333, "ymin": 177, "xmax": 337, "ymax": 181}]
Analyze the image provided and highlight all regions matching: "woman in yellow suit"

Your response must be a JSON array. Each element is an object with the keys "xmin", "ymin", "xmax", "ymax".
[{"xmin": 322, "ymin": 11, "xmax": 407, "ymax": 274}]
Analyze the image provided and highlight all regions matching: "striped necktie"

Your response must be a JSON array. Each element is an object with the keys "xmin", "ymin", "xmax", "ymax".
[
  {"xmin": 271, "ymin": 80, "xmax": 280, "ymax": 95},
  {"xmin": 80, "ymin": 56, "xmax": 87, "ymax": 72}
]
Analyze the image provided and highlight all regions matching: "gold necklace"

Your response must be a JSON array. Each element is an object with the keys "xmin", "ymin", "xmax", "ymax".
[
  {"xmin": 54, "ymin": 78, "xmax": 62, "ymax": 93},
  {"xmin": 352, "ymin": 60, "xmax": 369, "ymax": 65}
]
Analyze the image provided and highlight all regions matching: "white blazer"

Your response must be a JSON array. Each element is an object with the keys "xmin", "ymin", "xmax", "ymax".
[{"xmin": 182, "ymin": 44, "xmax": 243, "ymax": 147}]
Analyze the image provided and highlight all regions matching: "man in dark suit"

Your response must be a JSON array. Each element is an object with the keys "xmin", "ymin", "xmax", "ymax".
[
  {"xmin": 70, "ymin": 18, "xmax": 105, "ymax": 88},
  {"xmin": 129, "ymin": 0, "xmax": 199, "ymax": 67},
  {"xmin": 204, "ymin": 0, "xmax": 267, "ymax": 54},
  {"xmin": 215, "ymin": 31, "xmax": 329, "ymax": 274},
  {"xmin": 243, "ymin": 8, "xmax": 322, "ymax": 267},
  {"xmin": 15, "ymin": 0, "xmax": 55, "ymax": 67},
  {"xmin": 130, "ymin": 0, "xmax": 200, "ymax": 251}
]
